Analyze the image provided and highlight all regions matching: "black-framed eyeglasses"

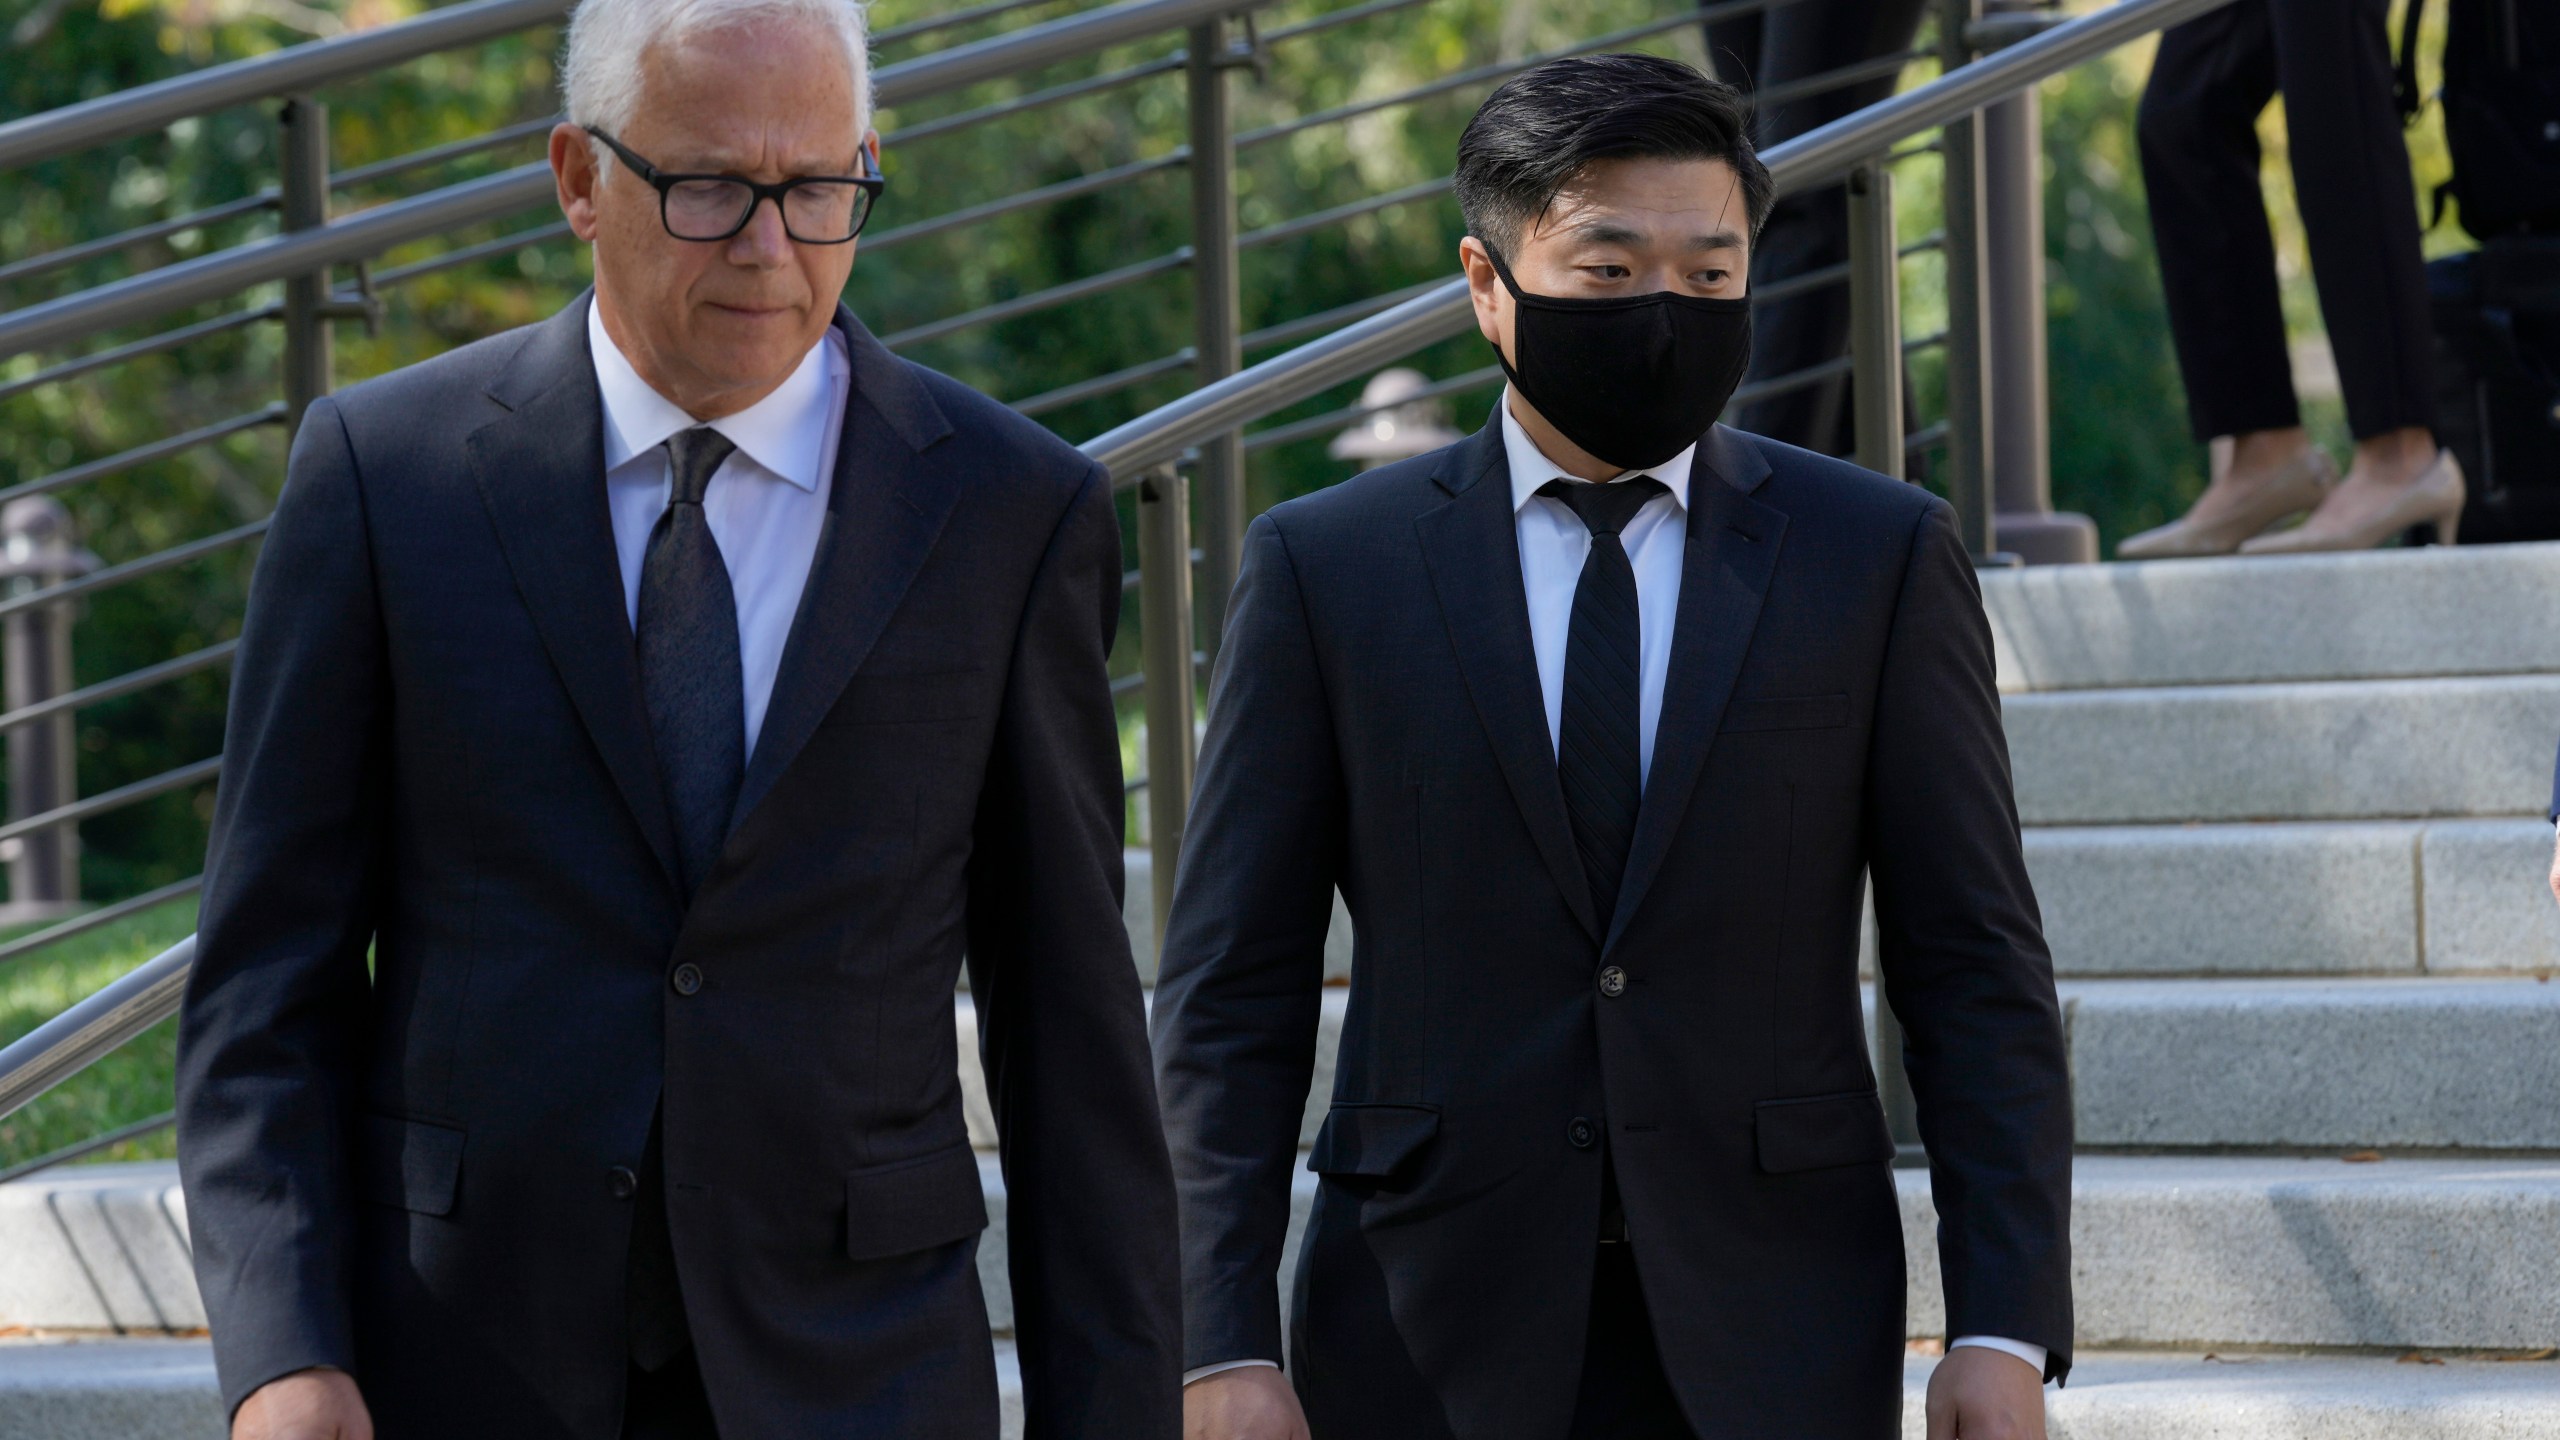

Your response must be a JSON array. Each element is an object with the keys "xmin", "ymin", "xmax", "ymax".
[{"xmin": 584, "ymin": 126, "xmax": 884, "ymax": 244}]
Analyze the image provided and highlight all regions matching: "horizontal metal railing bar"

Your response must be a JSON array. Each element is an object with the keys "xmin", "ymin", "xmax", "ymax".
[
  {"xmin": 1084, "ymin": 0, "xmax": 2227, "ymax": 480},
  {"xmin": 863, "ymin": 149, "xmax": 1191, "ymax": 253},
  {"xmin": 0, "ymin": 518, "xmax": 271, "ymax": 625},
  {"xmin": 1007, "ymin": 276, "xmax": 1446, "ymax": 416},
  {"xmin": 0, "ymin": 191, "xmax": 280, "ymax": 292},
  {"xmin": 0, "ymin": 0, "xmax": 1277, "ymax": 364},
  {"xmin": 0, "ymin": 405, "xmax": 287, "ymax": 512},
  {"xmin": 885, "ymin": 53, "xmax": 1189, "ymax": 146},
  {"xmin": 883, "ymin": 247, "xmax": 1193, "ymax": 349},
  {"xmin": 1109, "ymin": 648, "xmax": 1206, "ymax": 698},
  {"xmin": 0, "ymin": 935, "xmax": 193, "ymax": 1122},
  {"xmin": 0, "ymin": 877, "xmax": 202, "ymax": 972},
  {"xmin": 1749, "ymin": 47, "xmax": 1929, "ymax": 113},
  {"xmin": 0, "ymin": 1109, "xmax": 177, "ymax": 1186},
  {"xmin": 330, "ymin": 112, "xmax": 562, "ymax": 190},
  {"xmin": 0, "ymin": 0, "xmax": 576, "ymax": 174},
  {"xmin": 875, "ymin": 0, "xmax": 1072, "ymax": 46},
  {"xmin": 0, "ymin": 306, "xmax": 277, "ymax": 404},
  {"xmin": 365, "ymin": 218, "xmax": 576, "ymax": 289},
  {"xmin": 0, "ymin": 640, "xmax": 239, "ymax": 734},
  {"xmin": 1722, "ymin": 327, "xmax": 1941, "ymax": 409},
  {"xmin": 1016, "ymin": 349, "xmax": 1199, "ymax": 416},
  {"xmin": 1904, "ymin": 418, "xmax": 1948, "ymax": 454},
  {"xmin": 1236, "ymin": 173, "xmax": 1448, "ymax": 251},
  {"xmin": 0, "ymin": 755, "xmax": 223, "ymax": 851},
  {"xmin": 1242, "ymin": 359, "xmax": 1498, "ymax": 451},
  {"xmin": 0, "ymin": 163, "xmax": 558, "ymax": 364},
  {"xmin": 871, "ymin": 0, "xmax": 1265, "ymax": 107},
  {"xmin": 1259, "ymin": 0, "xmax": 1437, "ymax": 46},
  {"xmin": 1751, "ymin": 231, "xmax": 1942, "ymax": 306},
  {"xmin": 1234, "ymin": 0, "xmax": 1812, "ymax": 154}
]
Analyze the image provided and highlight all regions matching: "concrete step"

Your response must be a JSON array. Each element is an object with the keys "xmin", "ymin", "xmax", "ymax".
[
  {"xmin": 1911, "ymin": 1347, "xmax": 2560, "ymax": 1439},
  {"xmin": 1981, "ymin": 541, "xmax": 2560, "ymax": 694},
  {"xmin": 7, "ymin": 1156, "xmax": 2554, "ymax": 1366},
  {"xmin": 2055, "ymin": 977, "xmax": 2560, "ymax": 1150},
  {"xmin": 2002, "ymin": 675, "xmax": 2560, "ymax": 825},
  {"xmin": 960, "ymin": 971, "xmax": 2560, "ymax": 1156},
  {"xmin": 2026, "ymin": 818, "xmax": 2559, "ymax": 977}
]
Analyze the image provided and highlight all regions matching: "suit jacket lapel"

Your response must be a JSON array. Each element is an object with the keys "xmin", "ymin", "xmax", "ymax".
[
  {"xmin": 1414, "ymin": 421, "xmax": 1604, "ymax": 946},
  {"xmin": 466, "ymin": 293, "xmax": 683, "ymax": 896},
  {"xmin": 730, "ymin": 305, "xmax": 959, "ymax": 831},
  {"xmin": 1607, "ymin": 424, "xmax": 1784, "ymax": 952}
]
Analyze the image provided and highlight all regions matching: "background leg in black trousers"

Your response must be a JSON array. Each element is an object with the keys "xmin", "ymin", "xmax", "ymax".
[
  {"xmin": 1704, "ymin": 0, "xmax": 1932, "ymax": 456},
  {"xmin": 623, "ymin": 1351, "xmax": 721, "ymax": 1440}
]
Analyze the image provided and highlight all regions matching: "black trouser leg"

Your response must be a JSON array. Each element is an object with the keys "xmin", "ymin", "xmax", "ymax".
[
  {"xmin": 2265, "ymin": 0, "xmax": 2435, "ymax": 440},
  {"xmin": 1706, "ymin": 0, "xmax": 1932, "ymax": 455},
  {"xmin": 1566, "ymin": 1245, "xmax": 1695, "ymax": 1440},
  {"xmin": 2139, "ymin": 0, "xmax": 2299, "ymax": 442}
]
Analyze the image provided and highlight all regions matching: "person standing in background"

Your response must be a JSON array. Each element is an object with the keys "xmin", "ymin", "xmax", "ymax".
[
  {"xmin": 1703, "ymin": 0, "xmax": 1931, "ymax": 457},
  {"xmin": 2119, "ymin": 0, "xmax": 2462, "ymax": 557}
]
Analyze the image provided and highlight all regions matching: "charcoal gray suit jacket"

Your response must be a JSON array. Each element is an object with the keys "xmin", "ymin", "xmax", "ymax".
[
  {"xmin": 1151, "ymin": 418, "xmax": 2072, "ymax": 1440},
  {"xmin": 175, "ymin": 294, "xmax": 1180, "ymax": 1437}
]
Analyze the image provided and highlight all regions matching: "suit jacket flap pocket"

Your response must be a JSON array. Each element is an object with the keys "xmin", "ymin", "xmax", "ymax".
[
  {"xmin": 358, "ymin": 1113, "xmax": 465, "ymax": 1216},
  {"xmin": 1754, "ymin": 1091, "xmax": 1893, "ymax": 1174},
  {"xmin": 1307, "ymin": 1104, "xmax": 1440, "ymax": 1178},
  {"xmin": 1722, "ymin": 693, "xmax": 1851, "ymax": 733},
  {"xmin": 845, "ymin": 1143, "xmax": 989, "ymax": 1261}
]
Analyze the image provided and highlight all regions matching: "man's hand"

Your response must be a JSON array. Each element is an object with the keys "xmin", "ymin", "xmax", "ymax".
[
  {"xmin": 1924, "ymin": 1345, "xmax": 2045, "ymax": 1440},
  {"xmin": 233, "ymin": 1367, "xmax": 372, "ymax": 1440},
  {"xmin": 1184, "ymin": 1365, "xmax": 1311, "ymax": 1440},
  {"xmin": 2546, "ymin": 827, "xmax": 2559, "ymax": 911}
]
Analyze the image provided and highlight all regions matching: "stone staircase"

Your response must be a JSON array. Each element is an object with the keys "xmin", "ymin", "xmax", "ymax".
[{"xmin": 9, "ymin": 542, "xmax": 2560, "ymax": 1434}]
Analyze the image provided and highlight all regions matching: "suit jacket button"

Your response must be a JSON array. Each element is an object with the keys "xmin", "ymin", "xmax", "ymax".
[
  {"xmin": 608, "ymin": 1165, "xmax": 638, "ymax": 1200},
  {"xmin": 670, "ymin": 962, "xmax": 704, "ymax": 996},
  {"xmin": 1568, "ymin": 1117, "xmax": 1597, "ymax": 1149},
  {"xmin": 1597, "ymin": 965, "xmax": 1626, "ymax": 998}
]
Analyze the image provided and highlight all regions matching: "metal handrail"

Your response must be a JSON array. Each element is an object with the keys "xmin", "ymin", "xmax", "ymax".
[
  {"xmin": 0, "ymin": 0, "xmax": 2227, "ymax": 1139},
  {"xmin": 1080, "ymin": 0, "xmax": 2228, "ymax": 481}
]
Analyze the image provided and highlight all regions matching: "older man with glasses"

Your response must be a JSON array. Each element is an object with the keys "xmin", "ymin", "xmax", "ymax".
[{"xmin": 170, "ymin": 0, "xmax": 1181, "ymax": 1435}]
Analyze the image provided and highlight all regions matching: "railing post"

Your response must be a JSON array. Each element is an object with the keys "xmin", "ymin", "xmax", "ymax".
[
  {"xmin": 0, "ymin": 499, "xmax": 94, "ymax": 923},
  {"xmin": 1184, "ymin": 14, "xmax": 1246, "ymax": 656},
  {"xmin": 1848, "ymin": 162, "xmax": 1905, "ymax": 484},
  {"xmin": 1137, "ymin": 463, "xmax": 1197, "ymax": 948},
  {"xmin": 1977, "ymin": 0, "xmax": 2094, "ymax": 564},
  {"xmin": 1935, "ymin": 0, "xmax": 2003, "ymax": 564},
  {"xmin": 278, "ymin": 94, "xmax": 332, "ymax": 437}
]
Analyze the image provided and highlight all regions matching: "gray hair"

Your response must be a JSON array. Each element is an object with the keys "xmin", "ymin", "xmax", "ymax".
[{"xmin": 562, "ymin": 0, "xmax": 874, "ymax": 166}]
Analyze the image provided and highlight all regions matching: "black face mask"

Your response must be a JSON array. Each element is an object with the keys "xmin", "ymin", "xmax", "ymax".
[{"xmin": 1486, "ymin": 246, "xmax": 1753, "ymax": 472}]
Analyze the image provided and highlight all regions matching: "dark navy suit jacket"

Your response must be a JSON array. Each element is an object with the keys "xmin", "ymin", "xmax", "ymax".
[
  {"xmin": 175, "ymin": 296, "xmax": 1180, "ymax": 1437},
  {"xmin": 1152, "ymin": 419, "xmax": 2074, "ymax": 1440}
]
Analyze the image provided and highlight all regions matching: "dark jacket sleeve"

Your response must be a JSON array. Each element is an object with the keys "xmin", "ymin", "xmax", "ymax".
[
  {"xmin": 1862, "ymin": 499, "xmax": 2076, "ymax": 1382},
  {"xmin": 174, "ymin": 395, "xmax": 389, "ymax": 1415},
  {"xmin": 963, "ymin": 462, "xmax": 1181, "ymax": 1438},
  {"xmin": 1149, "ymin": 512, "xmax": 1345, "ymax": 1372}
]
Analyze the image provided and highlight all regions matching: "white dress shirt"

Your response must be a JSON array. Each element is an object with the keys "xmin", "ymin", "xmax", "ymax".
[
  {"xmin": 588, "ymin": 301, "xmax": 849, "ymax": 756},
  {"xmin": 1184, "ymin": 394, "xmax": 2046, "ymax": 1388}
]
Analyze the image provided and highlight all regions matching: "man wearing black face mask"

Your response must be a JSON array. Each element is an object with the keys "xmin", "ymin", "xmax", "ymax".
[{"xmin": 1154, "ymin": 53, "xmax": 2072, "ymax": 1440}]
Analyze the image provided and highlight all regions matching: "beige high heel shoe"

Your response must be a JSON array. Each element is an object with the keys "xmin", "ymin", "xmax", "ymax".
[
  {"xmin": 2117, "ymin": 447, "xmax": 2337, "ymax": 559},
  {"xmin": 2238, "ymin": 449, "xmax": 2467, "ymax": 554}
]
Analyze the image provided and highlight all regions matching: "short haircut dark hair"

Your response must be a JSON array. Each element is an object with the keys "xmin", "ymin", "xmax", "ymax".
[{"xmin": 1454, "ymin": 52, "xmax": 1773, "ymax": 263}]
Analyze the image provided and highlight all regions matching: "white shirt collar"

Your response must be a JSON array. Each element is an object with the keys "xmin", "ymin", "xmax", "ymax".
[
  {"xmin": 587, "ymin": 298, "xmax": 844, "ymax": 492},
  {"xmin": 1498, "ymin": 386, "xmax": 1695, "ymax": 515}
]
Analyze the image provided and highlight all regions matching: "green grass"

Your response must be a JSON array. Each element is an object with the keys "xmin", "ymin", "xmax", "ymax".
[{"xmin": 0, "ymin": 897, "xmax": 201, "ymax": 1172}]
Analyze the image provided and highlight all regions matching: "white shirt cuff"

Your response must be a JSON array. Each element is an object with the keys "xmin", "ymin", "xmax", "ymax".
[
  {"xmin": 1949, "ymin": 1335, "xmax": 2048, "ymax": 1378},
  {"xmin": 1183, "ymin": 1359, "xmax": 1281, "ymax": 1386}
]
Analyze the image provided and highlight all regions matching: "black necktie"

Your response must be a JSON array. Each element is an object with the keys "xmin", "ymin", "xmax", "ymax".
[
  {"xmin": 1542, "ymin": 476, "xmax": 1665, "ymax": 931},
  {"xmin": 636, "ymin": 427, "xmax": 745, "ymax": 899}
]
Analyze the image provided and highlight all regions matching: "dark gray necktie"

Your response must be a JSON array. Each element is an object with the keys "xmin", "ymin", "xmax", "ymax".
[
  {"xmin": 1542, "ymin": 476, "xmax": 1666, "ymax": 931},
  {"xmin": 637, "ymin": 426, "xmax": 745, "ymax": 900}
]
